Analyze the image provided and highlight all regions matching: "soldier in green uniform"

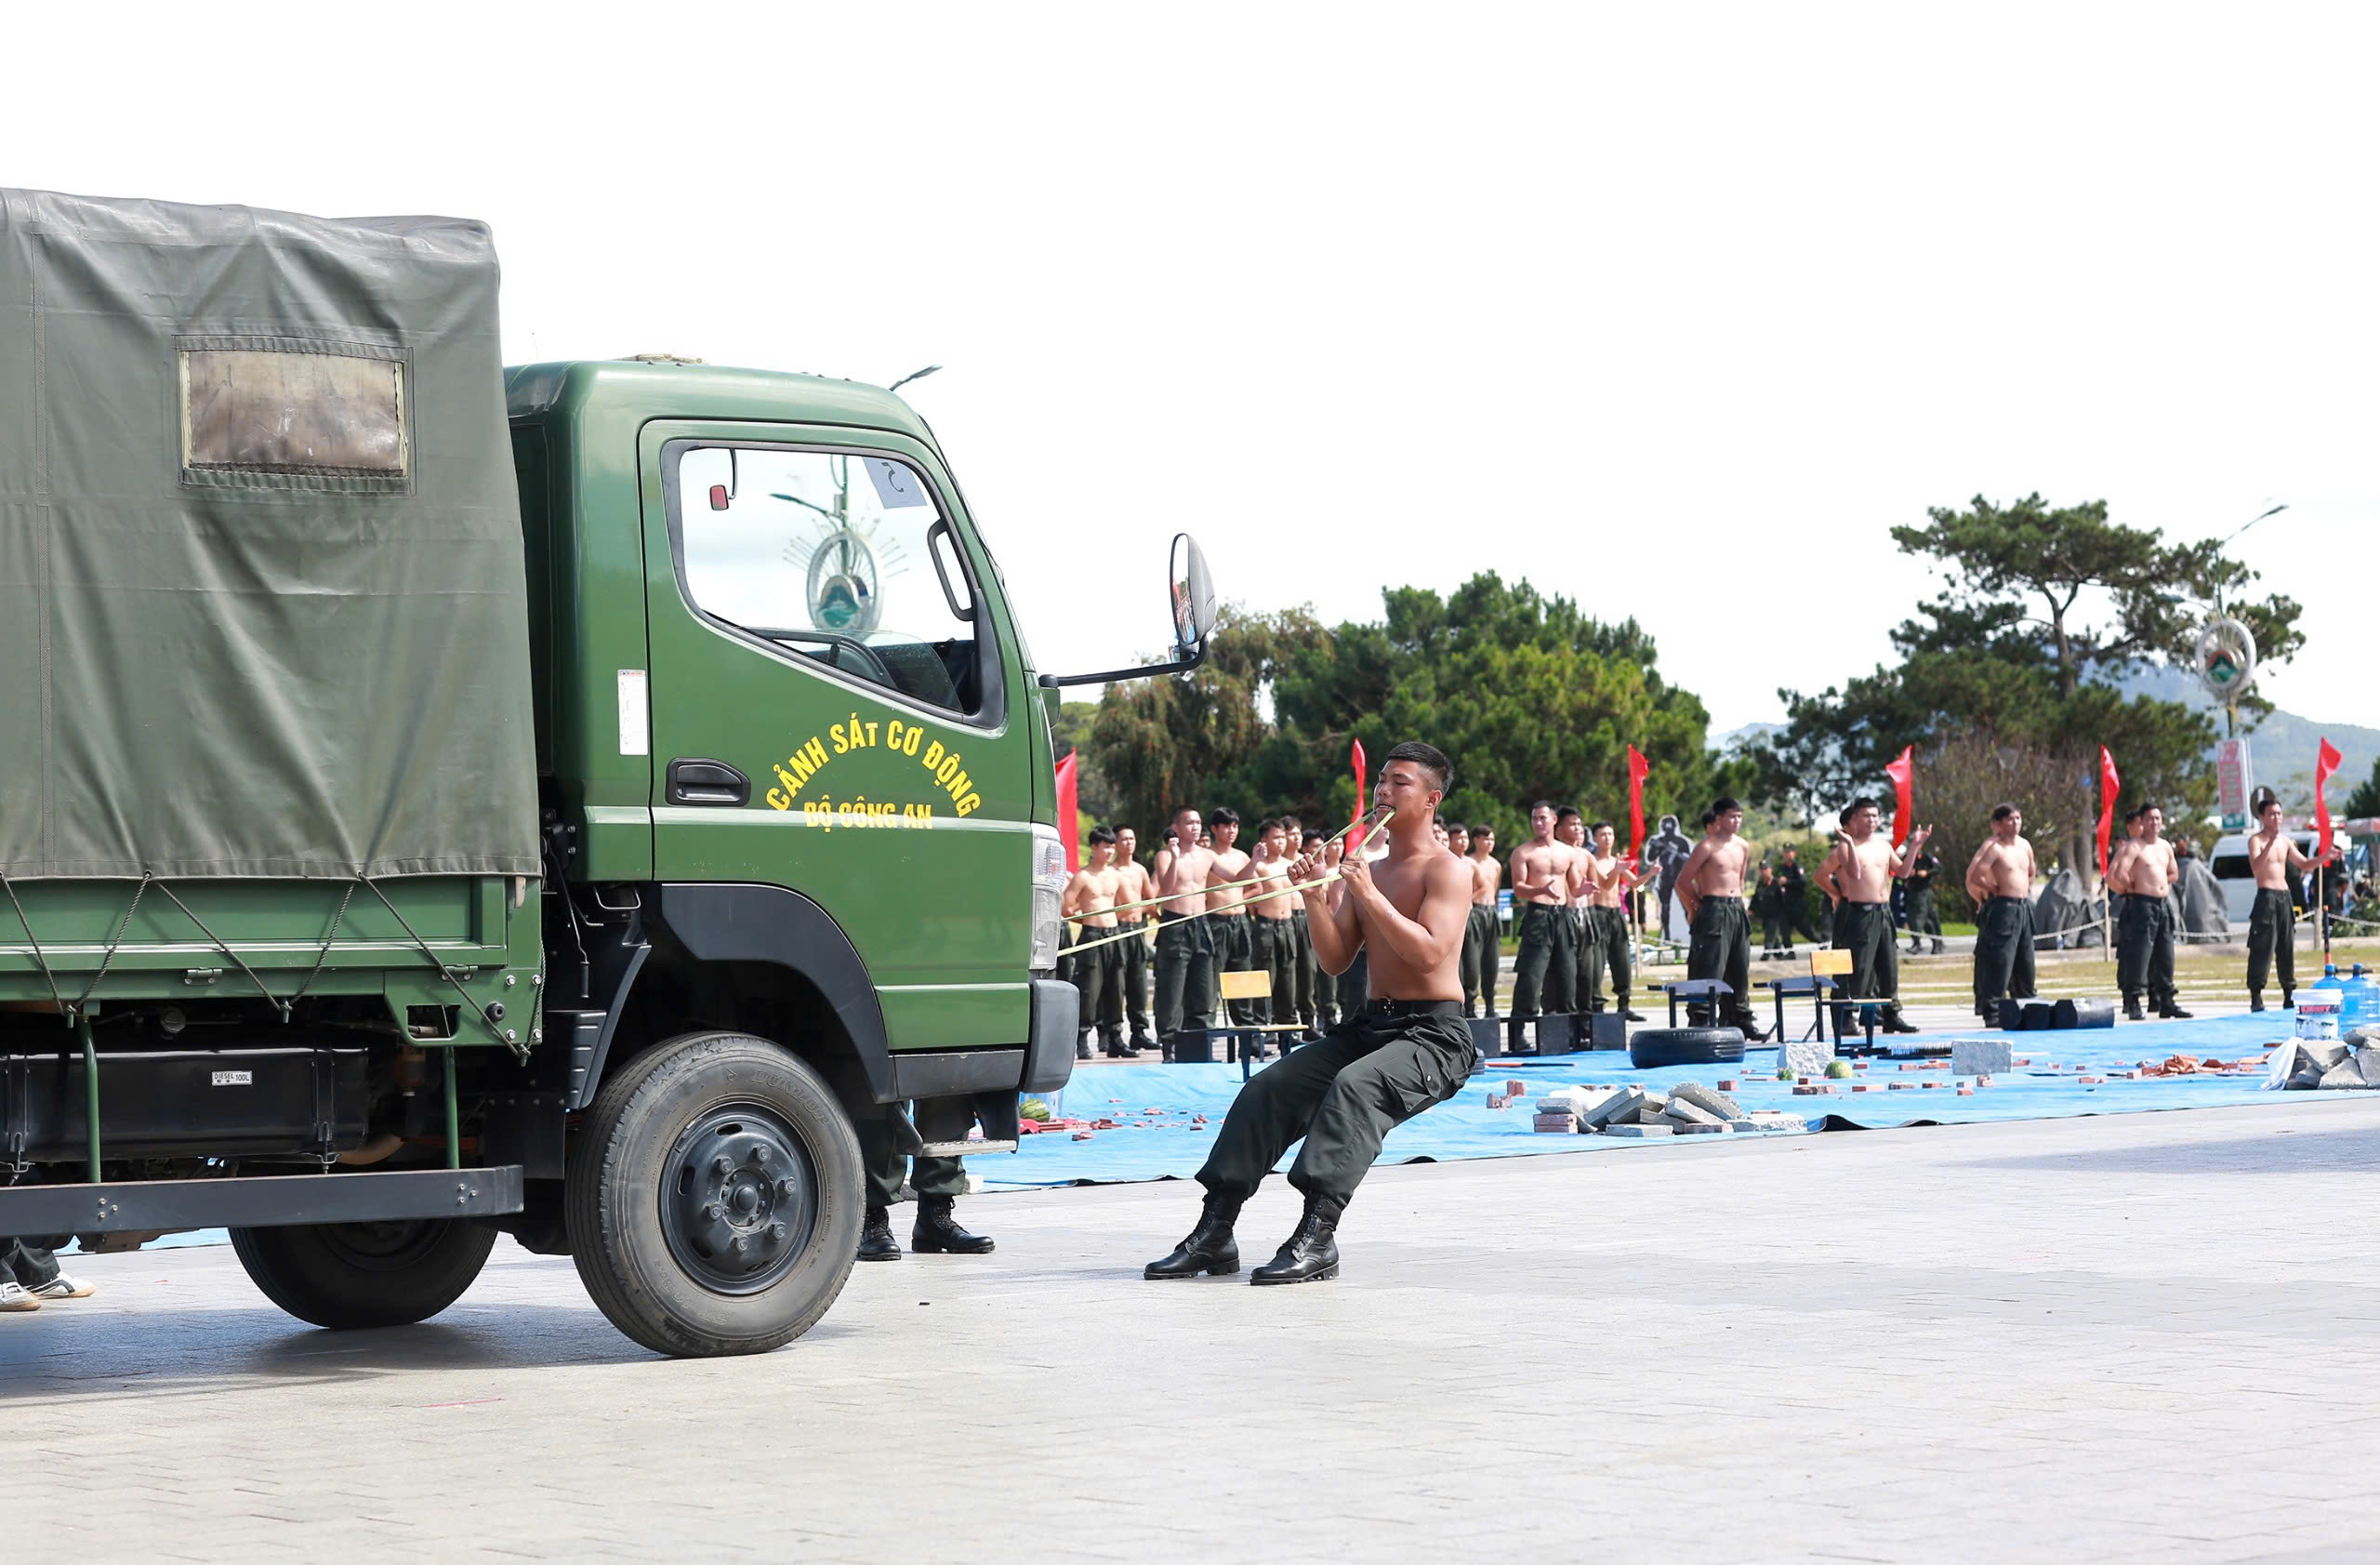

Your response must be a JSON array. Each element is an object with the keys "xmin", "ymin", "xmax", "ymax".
[
  {"xmin": 848, "ymin": 1088, "xmax": 998, "ymax": 1262},
  {"xmin": 1145, "ymin": 743, "xmax": 1474, "ymax": 1287},
  {"xmin": 1965, "ymin": 802, "xmax": 2039, "ymax": 1018},
  {"xmin": 1903, "ymin": 847, "xmax": 1944, "ymax": 955},
  {"xmin": 1463, "ymin": 822, "xmax": 1502, "ymax": 1016},
  {"xmin": 1774, "ymin": 844, "xmax": 1813, "ymax": 956}
]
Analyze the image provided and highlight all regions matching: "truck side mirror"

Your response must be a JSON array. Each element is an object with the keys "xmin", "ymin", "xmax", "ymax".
[
  {"xmin": 1169, "ymin": 533, "xmax": 1218, "ymax": 655},
  {"xmin": 1036, "ymin": 531, "xmax": 1223, "ymax": 689}
]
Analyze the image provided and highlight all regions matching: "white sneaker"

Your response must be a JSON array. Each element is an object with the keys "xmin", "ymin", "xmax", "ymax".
[
  {"xmin": 32, "ymin": 1273, "xmax": 95, "ymax": 1301},
  {"xmin": 0, "ymin": 1281, "xmax": 39, "ymax": 1312}
]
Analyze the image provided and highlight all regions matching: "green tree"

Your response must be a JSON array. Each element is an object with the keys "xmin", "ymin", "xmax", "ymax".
[
  {"xmin": 1752, "ymin": 495, "xmax": 2304, "ymax": 882},
  {"xmin": 2342, "ymin": 756, "xmax": 2380, "ymax": 821}
]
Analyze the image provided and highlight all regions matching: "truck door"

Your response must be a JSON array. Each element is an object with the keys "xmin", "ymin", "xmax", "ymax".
[{"xmin": 639, "ymin": 425, "xmax": 1032, "ymax": 1053}]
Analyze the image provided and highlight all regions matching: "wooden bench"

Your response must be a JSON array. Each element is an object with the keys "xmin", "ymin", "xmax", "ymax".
[{"xmin": 1212, "ymin": 969, "xmax": 1307, "ymax": 1080}]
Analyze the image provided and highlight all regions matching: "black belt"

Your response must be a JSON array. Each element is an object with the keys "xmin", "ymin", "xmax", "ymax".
[
  {"xmin": 1985, "ymin": 895, "xmax": 2027, "ymax": 904},
  {"xmin": 1157, "ymin": 911, "xmax": 1198, "ymax": 923},
  {"xmin": 1359, "ymin": 998, "xmax": 1463, "ymax": 1017},
  {"xmin": 1700, "ymin": 895, "xmax": 1744, "ymax": 904}
]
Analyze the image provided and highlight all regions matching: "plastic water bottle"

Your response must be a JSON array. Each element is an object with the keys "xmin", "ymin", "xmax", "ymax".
[
  {"xmin": 2342, "ymin": 964, "xmax": 2379, "ymax": 1033},
  {"xmin": 2308, "ymin": 963, "xmax": 2346, "ymax": 1028}
]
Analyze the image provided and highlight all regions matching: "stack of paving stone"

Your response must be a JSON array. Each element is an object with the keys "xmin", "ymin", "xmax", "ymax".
[
  {"xmin": 1527, "ymin": 1081, "xmax": 1802, "ymax": 1137},
  {"xmin": 2268, "ymin": 1033, "xmax": 2380, "ymax": 1091}
]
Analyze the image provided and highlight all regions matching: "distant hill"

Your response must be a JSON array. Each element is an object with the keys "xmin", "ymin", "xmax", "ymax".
[{"xmin": 2106, "ymin": 664, "xmax": 2378, "ymax": 810}]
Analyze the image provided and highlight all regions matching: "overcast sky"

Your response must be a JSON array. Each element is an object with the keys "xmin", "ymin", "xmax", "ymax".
[{"xmin": 10, "ymin": 5, "xmax": 2375, "ymax": 742}]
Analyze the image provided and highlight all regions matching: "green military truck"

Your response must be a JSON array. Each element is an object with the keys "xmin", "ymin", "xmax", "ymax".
[{"xmin": 0, "ymin": 190, "xmax": 1214, "ymax": 1356}]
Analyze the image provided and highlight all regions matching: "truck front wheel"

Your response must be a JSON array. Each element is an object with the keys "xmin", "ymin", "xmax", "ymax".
[
  {"xmin": 231, "ymin": 1217, "xmax": 497, "ymax": 1330},
  {"xmin": 565, "ymin": 1030, "xmax": 863, "ymax": 1357}
]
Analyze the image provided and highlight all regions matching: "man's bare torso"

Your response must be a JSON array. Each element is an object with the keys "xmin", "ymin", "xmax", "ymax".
[
  {"xmin": 2128, "ymin": 840, "xmax": 2177, "ymax": 900},
  {"xmin": 1250, "ymin": 851, "xmax": 1295, "ymax": 919},
  {"xmin": 1686, "ymin": 836, "xmax": 1751, "ymax": 900},
  {"xmin": 1830, "ymin": 836, "xmax": 1897, "ymax": 903},
  {"xmin": 1971, "ymin": 836, "xmax": 2034, "ymax": 899},
  {"xmin": 1353, "ymin": 847, "xmax": 1473, "ymax": 1001},
  {"xmin": 2250, "ymin": 829, "xmax": 2303, "ymax": 891},
  {"xmin": 1155, "ymin": 843, "xmax": 1216, "ymax": 916},
  {"xmin": 1115, "ymin": 856, "xmax": 1154, "ymax": 915},
  {"xmin": 1511, "ymin": 840, "xmax": 1574, "ymax": 907},
  {"xmin": 1586, "ymin": 853, "xmax": 1630, "ymax": 908},
  {"xmin": 1469, "ymin": 850, "xmax": 1502, "ymax": 907},
  {"xmin": 1065, "ymin": 865, "xmax": 1122, "ymax": 928},
  {"xmin": 1209, "ymin": 847, "xmax": 1253, "ymax": 915}
]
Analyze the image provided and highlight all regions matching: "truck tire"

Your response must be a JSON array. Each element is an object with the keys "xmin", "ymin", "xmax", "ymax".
[
  {"xmin": 231, "ymin": 1216, "xmax": 497, "ymax": 1330},
  {"xmin": 565, "ymin": 1030, "xmax": 863, "ymax": 1358},
  {"xmin": 1628, "ymin": 1028, "xmax": 1745, "ymax": 1069}
]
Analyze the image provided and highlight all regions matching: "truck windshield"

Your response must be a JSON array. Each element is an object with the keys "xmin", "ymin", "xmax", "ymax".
[{"xmin": 672, "ymin": 445, "xmax": 989, "ymax": 717}]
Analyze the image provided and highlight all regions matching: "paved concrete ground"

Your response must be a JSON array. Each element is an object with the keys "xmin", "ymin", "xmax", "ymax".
[{"xmin": 7, "ymin": 1096, "xmax": 2380, "ymax": 1564}]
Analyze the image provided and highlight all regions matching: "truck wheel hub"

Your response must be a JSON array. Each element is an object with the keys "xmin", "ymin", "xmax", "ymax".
[{"xmin": 659, "ymin": 1106, "xmax": 817, "ymax": 1295}]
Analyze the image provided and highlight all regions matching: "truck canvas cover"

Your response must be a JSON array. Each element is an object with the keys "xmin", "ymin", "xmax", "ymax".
[{"xmin": 0, "ymin": 190, "xmax": 536, "ymax": 880}]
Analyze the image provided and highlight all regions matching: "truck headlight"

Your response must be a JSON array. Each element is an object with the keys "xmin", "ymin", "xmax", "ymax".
[{"xmin": 1029, "ymin": 824, "xmax": 1067, "ymax": 973}]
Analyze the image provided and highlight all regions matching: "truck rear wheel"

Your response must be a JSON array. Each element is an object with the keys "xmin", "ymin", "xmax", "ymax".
[
  {"xmin": 231, "ymin": 1217, "xmax": 497, "ymax": 1330},
  {"xmin": 565, "ymin": 1030, "xmax": 862, "ymax": 1358}
]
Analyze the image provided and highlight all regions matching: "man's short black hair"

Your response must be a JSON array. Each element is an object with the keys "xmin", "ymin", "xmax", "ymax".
[
  {"xmin": 2253, "ymin": 788, "xmax": 2280, "ymax": 815},
  {"xmin": 2124, "ymin": 804, "xmax": 2146, "ymax": 824},
  {"xmin": 1447, "ymin": 821, "xmax": 1469, "ymax": 836},
  {"xmin": 1990, "ymin": 802, "xmax": 2018, "ymax": 822},
  {"xmin": 1712, "ymin": 795, "xmax": 1742, "ymax": 816},
  {"xmin": 1700, "ymin": 809, "xmax": 1715, "ymax": 828},
  {"xmin": 1590, "ymin": 819, "xmax": 1614, "ymax": 837},
  {"xmin": 1170, "ymin": 804, "xmax": 1198, "ymax": 825},
  {"xmin": 1555, "ymin": 804, "xmax": 1581, "ymax": 821},
  {"xmin": 1087, "ymin": 825, "xmax": 1117, "ymax": 846},
  {"xmin": 1210, "ymin": 805, "xmax": 1240, "ymax": 829},
  {"xmin": 1384, "ymin": 740, "xmax": 1452, "ymax": 795},
  {"xmin": 1530, "ymin": 799, "xmax": 1555, "ymax": 816},
  {"xmin": 1473, "ymin": 822, "xmax": 1494, "ymax": 834},
  {"xmin": 1841, "ymin": 796, "xmax": 1879, "ymax": 826}
]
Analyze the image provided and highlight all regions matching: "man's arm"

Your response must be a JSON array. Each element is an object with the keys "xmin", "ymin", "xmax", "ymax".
[
  {"xmin": 1674, "ymin": 842, "xmax": 1712, "ymax": 923},
  {"xmin": 1342, "ymin": 852, "xmax": 1472, "ymax": 974},
  {"xmin": 1508, "ymin": 847, "xmax": 1554, "ymax": 899},
  {"xmin": 1817, "ymin": 842, "xmax": 1848, "ymax": 904},
  {"xmin": 2164, "ymin": 850, "xmax": 2181, "ymax": 888},
  {"xmin": 1565, "ymin": 848, "xmax": 1591, "ymax": 899},
  {"xmin": 1891, "ymin": 825, "xmax": 1934, "ymax": 875},
  {"xmin": 1964, "ymin": 842, "xmax": 1994, "ymax": 904},
  {"xmin": 1062, "ymin": 869, "xmax": 1095, "ymax": 919},
  {"xmin": 1297, "ymin": 846, "xmax": 1365, "ymax": 975}
]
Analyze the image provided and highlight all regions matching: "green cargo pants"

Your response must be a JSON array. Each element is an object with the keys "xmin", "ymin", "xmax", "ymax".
[
  {"xmin": 1509, "ymin": 903, "xmax": 1577, "ymax": 1019},
  {"xmin": 1154, "ymin": 912, "xmax": 1215, "ymax": 1043},
  {"xmin": 1289, "ymin": 908, "xmax": 1317, "ymax": 1028},
  {"xmin": 1251, "ymin": 914, "xmax": 1297, "ymax": 1026},
  {"xmin": 2247, "ymin": 886, "xmax": 2296, "ymax": 1002},
  {"xmin": 1197, "ymin": 1001, "xmax": 1475, "ymax": 1208},
  {"xmin": 835, "ymin": 1059, "xmax": 972, "ymax": 1206},
  {"xmin": 2117, "ymin": 893, "xmax": 2176, "ymax": 1007},
  {"xmin": 1906, "ymin": 887, "xmax": 1942, "ymax": 951},
  {"xmin": 1210, "ymin": 914, "xmax": 1260, "ymax": 1025},
  {"xmin": 1117, "ymin": 915, "xmax": 1154, "ymax": 1044},
  {"xmin": 1461, "ymin": 903, "xmax": 1499, "ymax": 1016},
  {"xmin": 1581, "ymin": 903, "xmax": 1633, "ymax": 1014},
  {"xmin": 1686, "ymin": 895, "xmax": 1759, "ymax": 1029},
  {"xmin": 1970, "ymin": 895, "xmax": 2037, "ymax": 1015},
  {"xmin": 1831, "ymin": 900, "xmax": 1903, "ymax": 1030}
]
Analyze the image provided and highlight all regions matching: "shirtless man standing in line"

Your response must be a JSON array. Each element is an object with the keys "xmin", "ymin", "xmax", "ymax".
[
  {"xmin": 1250, "ymin": 818, "xmax": 1301, "ymax": 1039},
  {"xmin": 1061, "ymin": 828, "xmax": 1127, "ymax": 1058},
  {"xmin": 1556, "ymin": 809, "xmax": 1595, "ymax": 1012},
  {"xmin": 2114, "ymin": 803, "xmax": 2188, "ymax": 1020},
  {"xmin": 1673, "ymin": 796, "xmax": 1765, "ymax": 1037},
  {"xmin": 1507, "ymin": 802, "xmax": 1580, "ymax": 1026},
  {"xmin": 2245, "ymin": 788, "xmax": 2310, "ymax": 1012},
  {"xmin": 1287, "ymin": 821, "xmax": 1323, "ymax": 1039},
  {"xmin": 1152, "ymin": 806, "xmax": 1219, "ymax": 1053},
  {"xmin": 1144, "ymin": 743, "xmax": 1476, "ymax": 1287},
  {"xmin": 1964, "ymin": 802, "xmax": 2038, "ymax": 1020},
  {"xmin": 1110, "ymin": 827, "xmax": 1157, "ymax": 1052},
  {"xmin": 1582, "ymin": 821, "xmax": 1650, "ymax": 1022},
  {"xmin": 1206, "ymin": 807, "xmax": 1260, "ymax": 1026},
  {"xmin": 1463, "ymin": 822, "xmax": 1502, "ymax": 1018},
  {"xmin": 1818, "ymin": 797, "xmax": 1931, "ymax": 1036}
]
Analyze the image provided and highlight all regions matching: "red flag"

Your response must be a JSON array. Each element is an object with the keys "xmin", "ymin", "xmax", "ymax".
[
  {"xmin": 2315, "ymin": 736, "xmax": 2345, "ymax": 863},
  {"xmin": 1350, "ymin": 738, "xmax": 1367, "ymax": 831},
  {"xmin": 1054, "ymin": 751, "xmax": 1079, "ymax": 872},
  {"xmin": 1884, "ymin": 746, "xmax": 1914, "ymax": 849},
  {"xmin": 2096, "ymin": 747, "xmax": 2121, "ymax": 878},
  {"xmin": 1626, "ymin": 745, "xmax": 1650, "ymax": 862}
]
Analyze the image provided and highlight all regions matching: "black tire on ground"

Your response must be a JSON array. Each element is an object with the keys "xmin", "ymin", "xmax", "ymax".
[
  {"xmin": 565, "ymin": 1030, "xmax": 863, "ymax": 1359},
  {"xmin": 1628, "ymin": 1027, "xmax": 1745, "ymax": 1069},
  {"xmin": 231, "ymin": 1216, "xmax": 498, "ymax": 1330}
]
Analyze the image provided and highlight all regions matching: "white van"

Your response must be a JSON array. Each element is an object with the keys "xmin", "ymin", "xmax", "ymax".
[{"xmin": 2207, "ymin": 829, "xmax": 2357, "ymax": 924}]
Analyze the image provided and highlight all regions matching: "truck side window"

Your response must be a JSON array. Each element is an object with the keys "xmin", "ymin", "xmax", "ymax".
[{"xmin": 671, "ymin": 445, "xmax": 987, "ymax": 717}]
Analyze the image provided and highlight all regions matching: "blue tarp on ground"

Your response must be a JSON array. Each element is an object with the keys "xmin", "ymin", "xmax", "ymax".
[
  {"xmin": 987, "ymin": 1011, "xmax": 2317, "ymax": 1188},
  {"xmin": 76, "ymin": 1014, "xmax": 2326, "ymax": 1251}
]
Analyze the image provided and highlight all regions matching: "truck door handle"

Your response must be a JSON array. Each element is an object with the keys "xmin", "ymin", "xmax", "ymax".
[{"xmin": 667, "ymin": 758, "xmax": 751, "ymax": 807}]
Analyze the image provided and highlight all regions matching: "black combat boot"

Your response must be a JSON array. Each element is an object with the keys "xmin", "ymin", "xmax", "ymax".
[
  {"xmin": 1144, "ymin": 1189, "xmax": 1244, "ymax": 1279},
  {"xmin": 1879, "ymin": 1010, "xmax": 1922, "ymax": 1036},
  {"xmin": 857, "ymin": 1206, "xmax": 901, "ymax": 1262},
  {"xmin": 1251, "ymin": 1194, "xmax": 1342, "ymax": 1286},
  {"xmin": 1077, "ymin": 1038, "xmax": 1094, "ymax": 1060},
  {"xmin": 2250, "ymin": 991, "xmax": 2266, "ymax": 1014},
  {"xmin": 2158, "ymin": 997, "xmax": 2194, "ymax": 1020},
  {"xmin": 911, "ymin": 1192, "xmax": 995, "ymax": 1254},
  {"xmin": 2123, "ymin": 994, "xmax": 2146, "ymax": 1021}
]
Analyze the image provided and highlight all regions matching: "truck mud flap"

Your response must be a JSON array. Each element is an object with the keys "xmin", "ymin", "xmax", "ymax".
[{"xmin": 0, "ymin": 1166, "xmax": 525, "ymax": 1237}]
